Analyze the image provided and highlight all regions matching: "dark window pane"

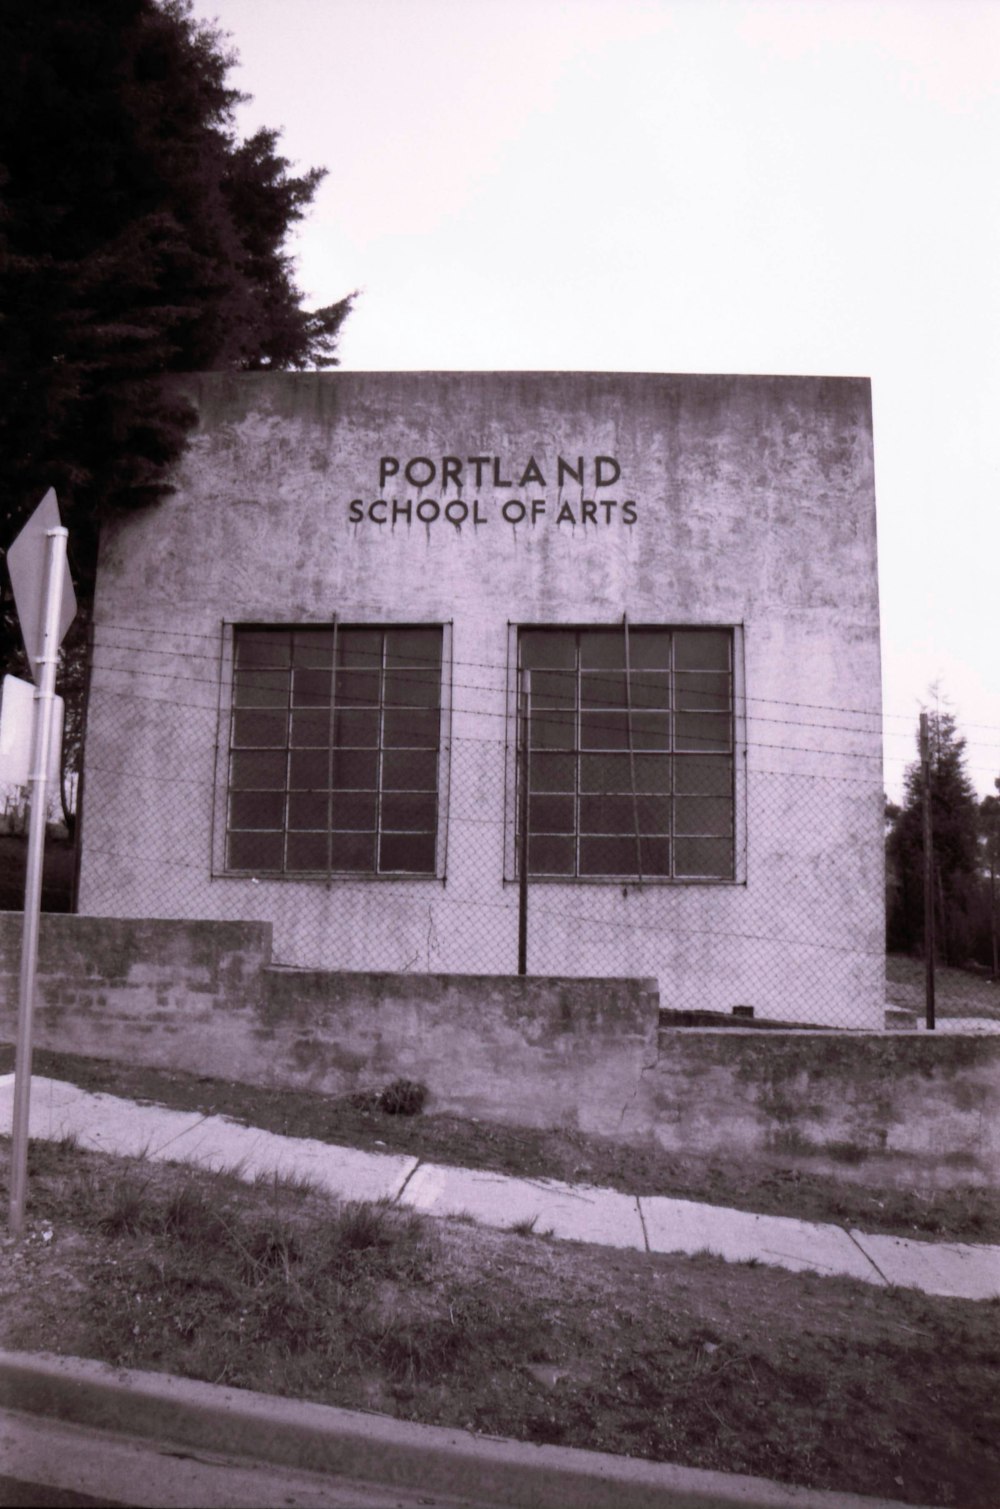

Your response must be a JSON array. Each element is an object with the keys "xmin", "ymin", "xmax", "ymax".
[
  {"xmin": 292, "ymin": 631, "xmax": 334, "ymax": 668},
  {"xmin": 229, "ymin": 791, "xmax": 285, "ymax": 830},
  {"xmin": 531, "ymin": 707, "xmax": 576, "ymax": 750},
  {"xmin": 580, "ymin": 752, "xmax": 673, "ymax": 793},
  {"xmin": 228, "ymin": 830, "xmax": 283, "ymax": 869},
  {"xmin": 234, "ymin": 668, "xmax": 288, "ymax": 707},
  {"xmin": 675, "ymin": 755, "xmax": 732, "ymax": 795},
  {"xmin": 383, "ymin": 748, "xmax": 438, "ymax": 790},
  {"xmin": 290, "ymin": 709, "xmax": 331, "ymax": 748},
  {"xmin": 675, "ymin": 712, "xmax": 731, "ymax": 752},
  {"xmin": 334, "ymin": 708, "xmax": 379, "ymax": 747},
  {"xmin": 579, "ymin": 630, "xmax": 625, "ymax": 669},
  {"xmin": 631, "ymin": 756, "xmax": 673, "ymax": 793},
  {"xmin": 627, "ymin": 631, "xmax": 671, "ymax": 669},
  {"xmin": 332, "ymin": 831, "xmax": 376, "ymax": 871},
  {"xmin": 630, "ymin": 712, "xmax": 671, "ymax": 751},
  {"xmin": 384, "ymin": 668, "xmax": 439, "ymax": 709},
  {"xmin": 381, "ymin": 793, "xmax": 437, "ymax": 830},
  {"xmin": 580, "ymin": 671, "xmax": 626, "ymax": 709},
  {"xmin": 675, "ymin": 796, "xmax": 733, "ymax": 837},
  {"xmin": 675, "ymin": 671, "xmax": 731, "ymax": 712},
  {"xmin": 232, "ymin": 709, "xmax": 286, "ymax": 748},
  {"xmin": 527, "ymin": 668, "xmax": 576, "ymax": 705},
  {"xmin": 580, "ymin": 794, "xmax": 671, "ymax": 835},
  {"xmin": 521, "ymin": 630, "xmax": 575, "ymax": 670},
  {"xmin": 286, "ymin": 832, "xmax": 330, "ymax": 870},
  {"xmin": 529, "ymin": 793, "xmax": 575, "ymax": 833},
  {"xmin": 629, "ymin": 672, "xmax": 671, "ymax": 710},
  {"xmin": 384, "ymin": 628, "xmax": 441, "ymax": 670},
  {"xmin": 231, "ymin": 750, "xmax": 286, "ymax": 790},
  {"xmin": 335, "ymin": 668, "xmax": 380, "ymax": 706},
  {"xmin": 528, "ymin": 833, "xmax": 575, "ymax": 875},
  {"xmin": 292, "ymin": 668, "xmax": 333, "ymax": 707},
  {"xmin": 331, "ymin": 748, "xmax": 378, "ymax": 789},
  {"xmin": 579, "ymin": 794, "xmax": 636, "ymax": 835},
  {"xmin": 580, "ymin": 709, "xmax": 629, "ymax": 749},
  {"xmin": 580, "ymin": 835, "xmax": 640, "ymax": 875},
  {"xmin": 383, "ymin": 707, "xmax": 439, "ymax": 748},
  {"xmin": 675, "ymin": 837, "xmax": 734, "ymax": 878},
  {"xmin": 236, "ymin": 631, "xmax": 291, "ymax": 670},
  {"xmin": 639, "ymin": 838, "xmax": 671, "ymax": 875},
  {"xmin": 379, "ymin": 830, "xmax": 436, "ymax": 873},
  {"xmin": 337, "ymin": 630, "xmax": 383, "ymax": 669},
  {"xmin": 530, "ymin": 753, "xmax": 575, "ymax": 792},
  {"xmin": 330, "ymin": 793, "xmax": 378, "ymax": 830},
  {"xmin": 289, "ymin": 749, "xmax": 330, "ymax": 789},
  {"xmin": 580, "ymin": 753, "xmax": 630, "ymax": 792},
  {"xmin": 636, "ymin": 795, "xmax": 671, "ymax": 834},
  {"xmin": 674, "ymin": 630, "xmax": 731, "ymax": 671},
  {"xmin": 288, "ymin": 792, "xmax": 329, "ymax": 830}
]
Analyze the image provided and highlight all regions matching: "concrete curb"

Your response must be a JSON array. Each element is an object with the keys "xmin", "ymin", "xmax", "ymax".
[{"xmin": 0, "ymin": 1350, "xmax": 934, "ymax": 1509}]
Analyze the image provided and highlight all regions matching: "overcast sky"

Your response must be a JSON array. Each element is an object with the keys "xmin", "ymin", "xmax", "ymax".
[{"xmin": 188, "ymin": 0, "xmax": 1000, "ymax": 799}]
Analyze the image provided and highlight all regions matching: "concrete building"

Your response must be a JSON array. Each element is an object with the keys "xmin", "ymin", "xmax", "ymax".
[{"xmin": 78, "ymin": 371, "xmax": 884, "ymax": 1026}]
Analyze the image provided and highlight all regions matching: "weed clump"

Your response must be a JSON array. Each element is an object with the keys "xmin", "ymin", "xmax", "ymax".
[{"xmin": 378, "ymin": 1080, "xmax": 428, "ymax": 1116}]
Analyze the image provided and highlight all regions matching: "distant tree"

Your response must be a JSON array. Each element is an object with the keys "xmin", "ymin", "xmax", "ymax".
[
  {"xmin": 0, "ymin": 0, "xmax": 354, "ymax": 667},
  {"xmin": 979, "ymin": 781, "xmax": 1000, "ymax": 977},
  {"xmin": 886, "ymin": 703, "xmax": 982, "ymax": 965}
]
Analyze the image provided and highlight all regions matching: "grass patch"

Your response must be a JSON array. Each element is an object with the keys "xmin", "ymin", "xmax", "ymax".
[
  {"xmin": 2, "ymin": 1140, "xmax": 998, "ymax": 1508},
  {"xmin": 9, "ymin": 1043, "xmax": 999, "ymax": 1244}
]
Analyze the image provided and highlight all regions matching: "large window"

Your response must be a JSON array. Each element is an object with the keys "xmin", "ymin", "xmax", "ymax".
[
  {"xmin": 227, "ymin": 625, "xmax": 443, "ymax": 876},
  {"xmin": 517, "ymin": 626, "xmax": 735, "ymax": 880}
]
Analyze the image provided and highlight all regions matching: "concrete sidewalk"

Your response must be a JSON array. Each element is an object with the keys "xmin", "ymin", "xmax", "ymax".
[{"xmin": 2, "ymin": 1074, "xmax": 998, "ymax": 1301}]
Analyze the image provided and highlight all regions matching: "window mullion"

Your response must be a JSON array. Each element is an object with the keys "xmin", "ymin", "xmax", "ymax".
[
  {"xmin": 574, "ymin": 634, "xmax": 582, "ymax": 879},
  {"xmin": 326, "ymin": 618, "xmax": 338, "ymax": 883},
  {"xmin": 622, "ymin": 613, "xmax": 644, "ymax": 882},
  {"xmin": 668, "ymin": 632, "xmax": 676, "ymax": 878},
  {"xmin": 280, "ymin": 636, "xmax": 293, "ymax": 876},
  {"xmin": 375, "ymin": 631, "xmax": 386, "ymax": 874}
]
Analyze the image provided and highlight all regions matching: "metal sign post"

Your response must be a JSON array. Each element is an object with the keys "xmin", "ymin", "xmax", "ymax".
[{"xmin": 7, "ymin": 494, "xmax": 75, "ymax": 1234}]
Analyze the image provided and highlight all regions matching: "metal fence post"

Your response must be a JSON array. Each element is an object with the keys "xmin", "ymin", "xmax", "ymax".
[{"xmin": 517, "ymin": 667, "xmax": 530, "ymax": 976}]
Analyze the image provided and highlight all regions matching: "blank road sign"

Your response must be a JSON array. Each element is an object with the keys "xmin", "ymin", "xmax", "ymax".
[{"xmin": 7, "ymin": 488, "xmax": 77, "ymax": 676}]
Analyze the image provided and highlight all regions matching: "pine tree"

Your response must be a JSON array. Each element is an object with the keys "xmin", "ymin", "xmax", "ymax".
[
  {"xmin": 0, "ymin": 0, "xmax": 353, "ymax": 656},
  {"xmin": 886, "ymin": 705, "xmax": 981, "ymax": 964}
]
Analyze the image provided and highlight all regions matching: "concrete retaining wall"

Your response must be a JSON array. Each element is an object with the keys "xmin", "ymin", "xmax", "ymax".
[
  {"xmin": 647, "ymin": 1030, "xmax": 1000, "ymax": 1188},
  {"xmin": 0, "ymin": 915, "xmax": 656, "ymax": 1141},
  {"xmin": 1, "ymin": 914, "xmax": 997, "ymax": 1183}
]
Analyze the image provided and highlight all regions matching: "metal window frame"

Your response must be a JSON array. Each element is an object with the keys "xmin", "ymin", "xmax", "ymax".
[
  {"xmin": 504, "ymin": 621, "xmax": 746, "ymax": 885},
  {"xmin": 211, "ymin": 619, "xmax": 451, "ymax": 883}
]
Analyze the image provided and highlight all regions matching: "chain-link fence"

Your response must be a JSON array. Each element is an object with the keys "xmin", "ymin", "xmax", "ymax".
[{"xmin": 19, "ymin": 617, "xmax": 1000, "ymax": 1033}]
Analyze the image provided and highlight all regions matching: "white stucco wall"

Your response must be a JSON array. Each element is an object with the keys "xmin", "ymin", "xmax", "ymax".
[{"xmin": 78, "ymin": 371, "xmax": 883, "ymax": 1026}]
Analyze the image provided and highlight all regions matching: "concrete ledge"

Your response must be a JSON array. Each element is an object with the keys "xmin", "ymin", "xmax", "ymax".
[{"xmin": 0, "ymin": 1351, "xmax": 928, "ymax": 1509}]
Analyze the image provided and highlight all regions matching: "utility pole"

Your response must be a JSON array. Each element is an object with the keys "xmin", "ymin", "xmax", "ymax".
[{"xmin": 920, "ymin": 712, "xmax": 936, "ymax": 1030}]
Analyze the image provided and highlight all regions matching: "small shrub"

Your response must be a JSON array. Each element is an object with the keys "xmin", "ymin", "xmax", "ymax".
[
  {"xmin": 378, "ymin": 1079, "xmax": 428, "ymax": 1116},
  {"xmin": 97, "ymin": 1171, "xmax": 158, "ymax": 1236},
  {"xmin": 162, "ymin": 1182, "xmax": 230, "ymax": 1246}
]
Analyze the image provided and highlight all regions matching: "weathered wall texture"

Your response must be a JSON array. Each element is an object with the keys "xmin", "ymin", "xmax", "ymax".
[
  {"xmin": 3, "ymin": 917, "xmax": 997, "ymax": 1186},
  {"xmin": 76, "ymin": 372, "xmax": 883, "ymax": 1025},
  {"xmin": 0, "ymin": 915, "xmax": 655, "ymax": 1141},
  {"xmin": 647, "ymin": 1031, "xmax": 1000, "ymax": 1188}
]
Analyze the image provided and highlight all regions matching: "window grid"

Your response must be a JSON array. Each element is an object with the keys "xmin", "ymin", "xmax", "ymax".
[
  {"xmin": 517, "ymin": 627, "xmax": 735, "ymax": 880},
  {"xmin": 227, "ymin": 625, "xmax": 442, "ymax": 876}
]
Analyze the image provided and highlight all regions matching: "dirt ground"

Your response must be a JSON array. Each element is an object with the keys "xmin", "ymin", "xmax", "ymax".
[
  {"xmin": 886, "ymin": 952, "xmax": 1000, "ymax": 1020},
  {"xmin": 7, "ymin": 1042, "xmax": 999, "ymax": 1245},
  {"xmin": 2, "ymin": 1139, "xmax": 998, "ymax": 1509}
]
